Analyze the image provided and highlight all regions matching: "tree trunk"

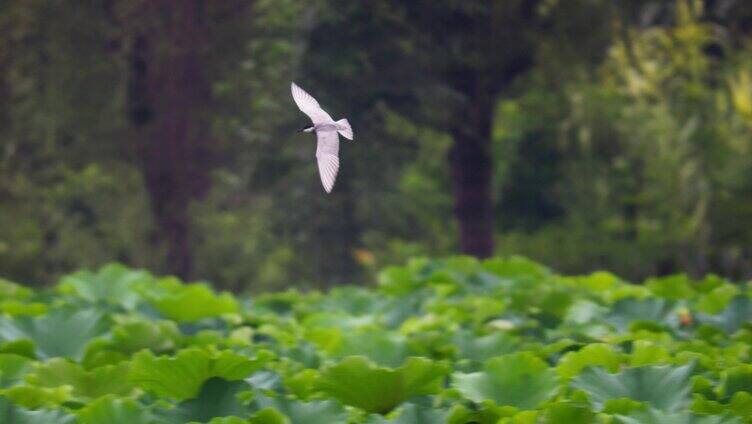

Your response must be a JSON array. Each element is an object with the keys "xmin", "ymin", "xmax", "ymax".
[
  {"xmin": 128, "ymin": 0, "xmax": 212, "ymax": 278},
  {"xmin": 450, "ymin": 99, "xmax": 494, "ymax": 258}
]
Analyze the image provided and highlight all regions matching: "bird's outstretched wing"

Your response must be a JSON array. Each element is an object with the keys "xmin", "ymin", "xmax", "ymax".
[
  {"xmin": 315, "ymin": 130, "xmax": 340, "ymax": 193},
  {"xmin": 291, "ymin": 82, "xmax": 333, "ymax": 124}
]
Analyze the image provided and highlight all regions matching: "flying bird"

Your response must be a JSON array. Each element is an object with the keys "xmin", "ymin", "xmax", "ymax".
[{"xmin": 291, "ymin": 82, "xmax": 353, "ymax": 193}]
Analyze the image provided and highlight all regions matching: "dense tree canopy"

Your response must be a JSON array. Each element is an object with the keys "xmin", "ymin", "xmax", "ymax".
[{"xmin": 1, "ymin": 0, "xmax": 752, "ymax": 290}]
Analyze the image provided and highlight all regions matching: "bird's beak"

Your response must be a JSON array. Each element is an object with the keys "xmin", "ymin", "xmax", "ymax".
[{"xmin": 297, "ymin": 126, "xmax": 307, "ymax": 133}]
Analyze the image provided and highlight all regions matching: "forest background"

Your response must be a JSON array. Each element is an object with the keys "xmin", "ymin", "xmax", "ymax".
[{"xmin": 2, "ymin": 0, "xmax": 752, "ymax": 291}]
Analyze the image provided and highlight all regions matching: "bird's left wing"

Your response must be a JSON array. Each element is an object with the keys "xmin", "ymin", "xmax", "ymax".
[
  {"xmin": 291, "ymin": 82, "xmax": 333, "ymax": 124},
  {"xmin": 315, "ymin": 130, "xmax": 340, "ymax": 193}
]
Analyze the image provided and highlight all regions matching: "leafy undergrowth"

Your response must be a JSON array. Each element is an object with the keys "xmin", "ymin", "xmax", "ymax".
[{"xmin": 0, "ymin": 257, "xmax": 751, "ymax": 423}]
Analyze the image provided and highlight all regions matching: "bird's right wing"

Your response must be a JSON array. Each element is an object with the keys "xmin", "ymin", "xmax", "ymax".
[
  {"xmin": 315, "ymin": 130, "xmax": 340, "ymax": 193},
  {"xmin": 291, "ymin": 82, "xmax": 333, "ymax": 124}
]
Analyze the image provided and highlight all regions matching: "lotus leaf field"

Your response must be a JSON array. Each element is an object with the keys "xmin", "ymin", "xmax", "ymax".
[{"xmin": 0, "ymin": 256, "xmax": 751, "ymax": 423}]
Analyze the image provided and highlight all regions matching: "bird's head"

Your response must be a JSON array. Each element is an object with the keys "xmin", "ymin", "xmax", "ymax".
[{"xmin": 298, "ymin": 124, "xmax": 314, "ymax": 133}]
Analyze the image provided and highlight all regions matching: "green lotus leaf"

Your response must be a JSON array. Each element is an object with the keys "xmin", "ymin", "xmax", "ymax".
[
  {"xmin": 0, "ymin": 307, "xmax": 108, "ymax": 360},
  {"xmin": 336, "ymin": 328, "xmax": 411, "ymax": 367},
  {"xmin": 249, "ymin": 408, "xmax": 287, "ymax": 424},
  {"xmin": 208, "ymin": 417, "xmax": 251, "ymax": 424},
  {"xmin": 80, "ymin": 342, "xmax": 129, "ymax": 370},
  {"xmin": 0, "ymin": 340, "xmax": 36, "ymax": 358},
  {"xmin": 58, "ymin": 263, "xmax": 151, "ymax": 310},
  {"xmin": 76, "ymin": 395, "xmax": 150, "ymax": 424},
  {"xmin": 255, "ymin": 394, "xmax": 347, "ymax": 424},
  {"xmin": 302, "ymin": 311, "xmax": 376, "ymax": 331},
  {"xmin": 26, "ymin": 358, "xmax": 134, "ymax": 399},
  {"xmin": 130, "ymin": 348, "xmax": 272, "ymax": 400},
  {"xmin": 695, "ymin": 285, "xmax": 740, "ymax": 314},
  {"xmin": 454, "ymin": 331, "xmax": 519, "ymax": 362},
  {"xmin": 571, "ymin": 271, "xmax": 622, "ymax": 292},
  {"xmin": 630, "ymin": 340, "xmax": 671, "ymax": 366},
  {"xmin": 377, "ymin": 265, "xmax": 419, "ymax": 295},
  {"xmin": 308, "ymin": 325, "xmax": 409, "ymax": 367},
  {"xmin": 452, "ymin": 352, "xmax": 559, "ymax": 409},
  {"xmin": 557, "ymin": 343, "xmax": 623, "ymax": 379},
  {"xmin": 693, "ymin": 392, "xmax": 752, "ymax": 421},
  {"xmin": 0, "ymin": 301, "xmax": 47, "ymax": 317},
  {"xmin": 109, "ymin": 319, "xmax": 180, "ymax": 354},
  {"xmin": 0, "ymin": 279, "xmax": 32, "ymax": 301},
  {"xmin": 700, "ymin": 296, "xmax": 752, "ymax": 334},
  {"xmin": 729, "ymin": 392, "xmax": 752, "ymax": 420},
  {"xmin": 318, "ymin": 286, "xmax": 384, "ymax": 316},
  {"xmin": 153, "ymin": 378, "xmax": 251, "ymax": 423},
  {"xmin": 645, "ymin": 274, "xmax": 694, "ymax": 300},
  {"xmin": 445, "ymin": 402, "xmax": 510, "ymax": 424},
  {"xmin": 139, "ymin": 277, "xmax": 239, "ymax": 322},
  {"xmin": 317, "ymin": 356, "xmax": 449, "ymax": 414},
  {"xmin": 615, "ymin": 407, "xmax": 741, "ymax": 424},
  {"xmin": 606, "ymin": 298, "xmax": 677, "ymax": 332},
  {"xmin": 285, "ymin": 368, "xmax": 320, "ymax": 399},
  {"xmin": 365, "ymin": 402, "xmax": 449, "ymax": 423},
  {"xmin": 246, "ymin": 370, "xmax": 282, "ymax": 392},
  {"xmin": 691, "ymin": 394, "xmax": 726, "ymax": 416},
  {"xmin": 538, "ymin": 402, "xmax": 596, "ymax": 423},
  {"xmin": 719, "ymin": 365, "xmax": 752, "ymax": 401},
  {"xmin": 0, "ymin": 395, "xmax": 75, "ymax": 424},
  {"xmin": 563, "ymin": 299, "xmax": 609, "ymax": 325},
  {"xmin": 0, "ymin": 354, "xmax": 33, "ymax": 387},
  {"xmin": 0, "ymin": 385, "xmax": 72, "ymax": 408},
  {"xmin": 482, "ymin": 256, "xmax": 550, "ymax": 281},
  {"xmin": 572, "ymin": 364, "xmax": 694, "ymax": 412},
  {"xmin": 601, "ymin": 398, "xmax": 645, "ymax": 415}
]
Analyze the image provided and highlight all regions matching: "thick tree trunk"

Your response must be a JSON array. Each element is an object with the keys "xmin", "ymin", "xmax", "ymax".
[
  {"xmin": 450, "ymin": 99, "xmax": 494, "ymax": 258},
  {"xmin": 128, "ymin": 0, "xmax": 211, "ymax": 278}
]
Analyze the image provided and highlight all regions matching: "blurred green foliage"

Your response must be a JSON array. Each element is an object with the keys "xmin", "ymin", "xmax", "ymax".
[
  {"xmin": 0, "ymin": 257, "xmax": 750, "ymax": 421},
  {"xmin": 1, "ymin": 0, "xmax": 752, "ymax": 290}
]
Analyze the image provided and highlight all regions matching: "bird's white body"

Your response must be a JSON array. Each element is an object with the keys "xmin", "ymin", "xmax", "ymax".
[{"xmin": 291, "ymin": 82, "xmax": 353, "ymax": 193}]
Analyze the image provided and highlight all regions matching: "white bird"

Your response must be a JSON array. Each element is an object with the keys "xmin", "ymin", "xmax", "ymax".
[{"xmin": 291, "ymin": 82, "xmax": 353, "ymax": 193}]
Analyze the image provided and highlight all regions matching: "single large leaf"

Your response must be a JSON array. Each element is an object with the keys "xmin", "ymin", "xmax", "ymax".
[
  {"xmin": 318, "ymin": 286, "xmax": 385, "ymax": 316},
  {"xmin": 317, "ymin": 356, "xmax": 449, "ymax": 414},
  {"xmin": 695, "ymin": 285, "xmax": 739, "ymax": 314},
  {"xmin": 606, "ymin": 298, "xmax": 677, "ymax": 332},
  {"xmin": 0, "ymin": 396, "xmax": 75, "ymax": 424},
  {"xmin": 482, "ymin": 256, "xmax": 550, "ymax": 281},
  {"xmin": 0, "ymin": 307, "xmax": 108, "ymax": 360},
  {"xmin": 719, "ymin": 365, "xmax": 752, "ymax": 401},
  {"xmin": 538, "ymin": 402, "xmax": 597, "ymax": 424},
  {"xmin": 58, "ymin": 263, "xmax": 150, "ymax": 310},
  {"xmin": 129, "ymin": 348, "xmax": 272, "ymax": 400},
  {"xmin": 335, "ymin": 328, "xmax": 411, "ymax": 367},
  {"xmin": 255, "ymin": 394, "xmax": 347, "ymax": 424},
  {"xmin": 0, "ymin": 354, "xmax": 33, "ymax": 387},
  {"xmin": 615, "ymin": 407, "xmax": 741, "ymax": 424},
  {"xmin": 26, "ymin": 359, "xmax": 134, "ymax": 399},
  {"xmin": 645, "ymin": 275, "xmax": 694, "ymax": 300},
  {"xmin": 377, "ymin": 266, "xmax": 419, "ymax": 295},
  {"xmin": 452, "ymin": 352, "xmax": 559, "ymax": 409},
  {"xmin": 699, "ymin": 296, "xmax": 752, "ymax": 334},
  {"xmin": 454, "ymin": 331, "xmax": 519, "ymax": 362},
  {"xmin": 365, "ymin": 403, "xmax": 449, "ymax": 424},
  {"xmin": 557, "ymin": 344, "xmax": 623, "ymax": 379},
  {"xmin": 572, "ymin": 364, "xmax": 694, "ymax": 412},
  {"xmin": 76, "ymin": 395, "xmax": 150, "ymax": 424},
  {"xmin": 0, "ymin": 385, "xmax": 72, "ymax": 408},
  {"xmin": 153, "ymin": 378, "xmax": 251, "ymax": 423},
  {"xmin": 139, "ymin": 277, "xmax": 239, "ymax": 322},
  {"xmin": 108, "ymin": 319, "xmax": 180, "ymax": 354}
]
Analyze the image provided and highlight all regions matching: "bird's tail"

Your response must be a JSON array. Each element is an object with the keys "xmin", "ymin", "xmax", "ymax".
[{"xmin": 336, "ymin": 119, "xmax": 353, "ymax": 140}]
